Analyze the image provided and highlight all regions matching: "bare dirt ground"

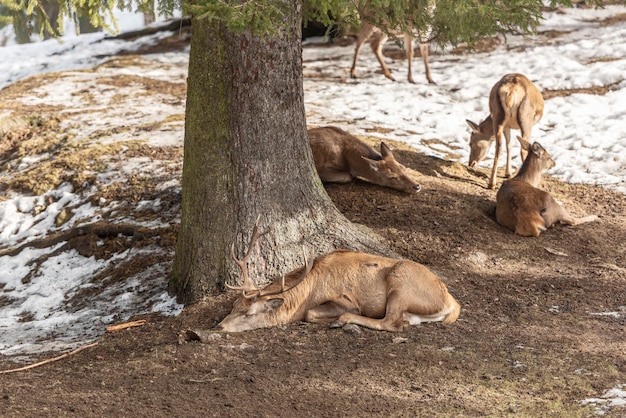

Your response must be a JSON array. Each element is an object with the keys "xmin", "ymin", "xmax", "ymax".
[
  {"xmin": 1, "ymin": 22, "xmax": 625, "ymax": 418},
  {"xmin": 1, "ymin": 146, "xmax": 624, "ymax": 417}
]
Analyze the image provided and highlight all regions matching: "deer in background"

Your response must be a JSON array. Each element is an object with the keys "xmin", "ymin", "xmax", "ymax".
[
  {"xmin": 466, "ymin": 73, "xmax": 544, "ymax": 189},
  {"xmin": 308, "ymin": 126, "xmax": 421, "ymax": 193},
  {"xmin": 350, "ymin": 1, "xmax": 435, "ymax": 84},
  {"xmin": 495, "ymin": 138, "xmax": 598, "ymax": 237},
  {"xmin": 218, "ymin": 219, "xmax": 460, "ymax": 332},
  {"xmin": 350, "ymin": 19, "xmax": 434, "ymax": 84}
]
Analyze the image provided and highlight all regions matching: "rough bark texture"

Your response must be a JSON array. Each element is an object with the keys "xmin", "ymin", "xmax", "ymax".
[{"xmin": 170, "ymin": 3, "xmax": 392, "ymax": 304}]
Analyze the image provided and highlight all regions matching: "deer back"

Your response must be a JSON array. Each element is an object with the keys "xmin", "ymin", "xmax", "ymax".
[
  {"xmin": 467, "ymin": 73, "xmax": 544, "ymax": 167},
  {"xmin": 217, "ymin": 250, "xmax": 398, "ymax": 332},
  {"xmin": 308, "ymin": 126, "xmax": 381, "ymax": 174},
  {"xmin": 495, "ymin": 180, "xmax": 552, "ymax": 236},
  {"xmin": 489, "ymin": 73, "xmax": 544, "ymax": 135},
  {"xmin": 496, "ymin": 140, "xmax": 563, "ymax": 236}
]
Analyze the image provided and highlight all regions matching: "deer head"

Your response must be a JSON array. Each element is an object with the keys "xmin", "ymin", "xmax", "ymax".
[
  {"xmin": 219, "ymin": 218, "xmax": 313, "ymax": 332},
  {"xmin": 226, "ymin": 217, "xmax": 311, "ymax": 299},
  {"xmin": 513, "ymin": 137, "xmax": 555, "ymax": 187},
  {"xmin": 361, "ymin": 143, "xmax": 421, "ymax": 193},
  {"xmin": 466, "ymin": 118, "xmax": 494, "ymax": 167}
]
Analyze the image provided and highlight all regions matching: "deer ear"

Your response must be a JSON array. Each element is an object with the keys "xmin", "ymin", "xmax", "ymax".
[
  {"xmin": 266, "ymin": 298, "xmax": 284, "ymax": 310},
  {"xmin": 517, "ymin": 136, "xmax": 531, "ymax": 151},
  {"xmin": 380, "ymin": 142, "xmax": 394, "ymax": 159},
  {"xmin": 466, "ymin": 119, "xmax": 480, "ymax": 133},
  {"xmin": 246, "ymin": 298, "xmax": 284, "ymax": 316},
  {"xmin": 530, "ymin": 142, "xmax": 543, "ymax": 156},
  {"xmin": 361, "ymin": 156, "xmax": 381, "ymax": 171}
]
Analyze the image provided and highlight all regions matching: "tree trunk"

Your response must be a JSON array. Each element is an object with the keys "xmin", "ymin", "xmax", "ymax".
[{"xmin": 170, "ymin": 2, "xmax": 393, "ymax": 305}]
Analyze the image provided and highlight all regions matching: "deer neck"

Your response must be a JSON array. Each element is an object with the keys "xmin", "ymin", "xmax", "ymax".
[
  {"xmin": 479, "ymin": 115, "xmax": 494, "ymax": 136},
  {"xmin": 513, "ymin": 158, "xmax": 544, "ymax": 188}
]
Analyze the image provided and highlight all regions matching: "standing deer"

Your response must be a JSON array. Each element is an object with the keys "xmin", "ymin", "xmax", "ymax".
[
  {"xmin": 218, "ymin": 220, "xmax": 460, "ymax": 333},
  {"xmin": 495, "ymin": 138, "xmax": 598, "ymax": 237},
  {"xmin": 350, "ymin": 19, "xmax": 434, "ymax": 84},
  {"xmin": 308, "ymin": 126, "xmax": 421, "ymax": 193},
  {"xmin": 466, "ymin": 73, "xmax": 544, "ymax": 189},
  {"xmin": 350, "ymin": 0, "xmax": 436, "ymax": 84}
]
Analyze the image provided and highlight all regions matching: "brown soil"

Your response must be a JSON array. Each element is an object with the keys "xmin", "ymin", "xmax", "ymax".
[
  {"xmin": 1, "ymin": 16, "xmax": 625, "ymax": 418},
  {"xmin": 1, "ymin": 147, "xmax": 624, "ymax": 417}
]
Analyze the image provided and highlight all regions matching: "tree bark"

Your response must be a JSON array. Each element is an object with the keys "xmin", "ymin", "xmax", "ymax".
[{"xmin": 170, "ymin": 2, "xmax": 393, "ymax": 304}]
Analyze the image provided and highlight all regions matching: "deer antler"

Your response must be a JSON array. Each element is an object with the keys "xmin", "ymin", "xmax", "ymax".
[
  {"xmin": 226, "ymin": 216, "xmax": 269, "ymax": 299},
  {"xmin": 257, "ymin": 247, "xmax": 313, "ymax": 297}
]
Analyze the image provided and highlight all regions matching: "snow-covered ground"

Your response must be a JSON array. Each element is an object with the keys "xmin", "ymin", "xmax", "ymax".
[
  {"xmin": 1, "ymin": 19, "xmax": 190, "ymax": 358},
  {"xmin": 303, "ymin": 5, "xmax": 626, "ymax": 193},
  {"xmin": 0, "ymin": 5, "xmax": 624, "ymax": 408}
]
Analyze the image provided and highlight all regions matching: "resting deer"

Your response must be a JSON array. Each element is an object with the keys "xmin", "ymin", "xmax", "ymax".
[
  {"xmin": 308, "ymin": 126, "xmax": 421, "ymax": 193},
  {"xmin": 218, "ymin": 219, "xmax": 460, "ymax": 332},
  {"xmin": 466, "ymin": 73, "xmax": 544, "ymax": 189},
  {"xmin": 495, "ymin": 138, "xmax": 598, "ymax": 237}
]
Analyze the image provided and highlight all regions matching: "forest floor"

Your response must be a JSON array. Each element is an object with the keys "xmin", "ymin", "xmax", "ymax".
[{"xmin": 1, "ymin": 23, "xmax": 625, "ymax": 418}]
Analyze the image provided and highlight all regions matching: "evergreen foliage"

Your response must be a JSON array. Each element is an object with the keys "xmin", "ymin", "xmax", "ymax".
[
  {"xmin": 0, "ymin": 0, "xmax": 173, "ymax": 41},
  {"xmin": 1, "ymin": 0, "xmax": 611, "ymax": 45}
]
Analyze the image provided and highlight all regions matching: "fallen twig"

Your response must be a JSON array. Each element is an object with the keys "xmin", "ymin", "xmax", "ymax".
[
  {"xmin": 0, "ymin": 342, "xmax": 99, "ymax": 375},
  {"xmin": 543, "ymin": 247, "xmax": 568, "ymax": 257},
  {"xmin": 106, "ymin": 320, "xmax": 147, "ymax": 332}
]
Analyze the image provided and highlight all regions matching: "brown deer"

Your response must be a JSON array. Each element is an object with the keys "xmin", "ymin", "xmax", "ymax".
[
  {"xmin": 350, "ymin": 19, "xmax": 434, "ymax": 84},
  {"xmin": 308, "ymin": 126, "xmax": 421, "ymax": 193},
  {"xmin": 466, "ymin": 73, "xmax": 545, "ymax": 189},
  {"xmin": 495, "ymin": 138, "xmax": 598, "ymax": 237},
  {"xmin": 218, "ymin": 220, "xmax": 460, "ymax": 333}
]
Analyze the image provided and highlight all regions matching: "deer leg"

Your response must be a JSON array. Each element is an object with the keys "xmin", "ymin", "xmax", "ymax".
[
  {"xmin": 518, "ymin": 127, "xmax": 530, "ymax": 162},
  {"xmin": 570, "ymin": 215, "xmax": 599, "ymax": 225},
  {"xmin": 371, "ymin": 33, "xmax": 394, "ymax": 81},
  {"xmin": 404, "ymin": 34, "xmax": 415, "ymax": 84},
  {"xmin": 489, "ymin": 126, "xmax": 504, "ymax": 189},
  {"xmin": 542, "ymin": 198, "xmax": 599, "ymax": 227},
  {"xmin": 333, "ymin": 310, "xmax": 407, "ymax": 332},
  {"xmin": 333, "ymin": 285, "xmax": 415, "ymax": 332},
  {"xmin": 541, "ymin": 197, "xmax": 571, "ymax": 228},
  {"xmin": 504, "ymin": 127, "xmax": 513, "ymax": 178},
  {"xmin": 351, "ymin": 24, "xmax": 375, "ymax": 79},
  {"xmin": 514, "ymin": 211, "xmax": 545, "ymax": 237},
  {"xmin": 518, "ymin": 109, "xmax": 535, "ymax": 161},
  {"xmin": 317, "ymin": 169, "xmax": 354, "ymax": 184},
  {"xmin": 419, "ymin": 42, "xmax": 435, "ymax": 84},
  {"xmin": 306, "ymin": 295, "xmax": 360, "ymax": 323},
  {"xmin": 518, "ymin": 142, "xmax": 528, "ymax": 162}
]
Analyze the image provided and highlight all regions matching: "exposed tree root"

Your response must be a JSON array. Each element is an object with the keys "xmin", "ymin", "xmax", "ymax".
[{"xmin": 0, "ymin": 222, "xmax": 165, "ymax": 259}]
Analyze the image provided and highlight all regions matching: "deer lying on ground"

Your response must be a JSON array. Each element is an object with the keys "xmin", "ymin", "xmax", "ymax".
[
  {"xmin": 308, "ymin": 126, "xmax": 421, "ymax": 193},
  {"xmin": 466, "ymin": 73, "xmax": 544, "ymax": 189},
  {"xmin": 218, "ymin": 220, "xmax": 460, "ymax": 333},
  {"xmin": 350, "ymin": 19, "xmax": 434, "ymax": 84},
  {"xmin": 495, "ymin": 138, "xmax": 598, "ymax": 237}
]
